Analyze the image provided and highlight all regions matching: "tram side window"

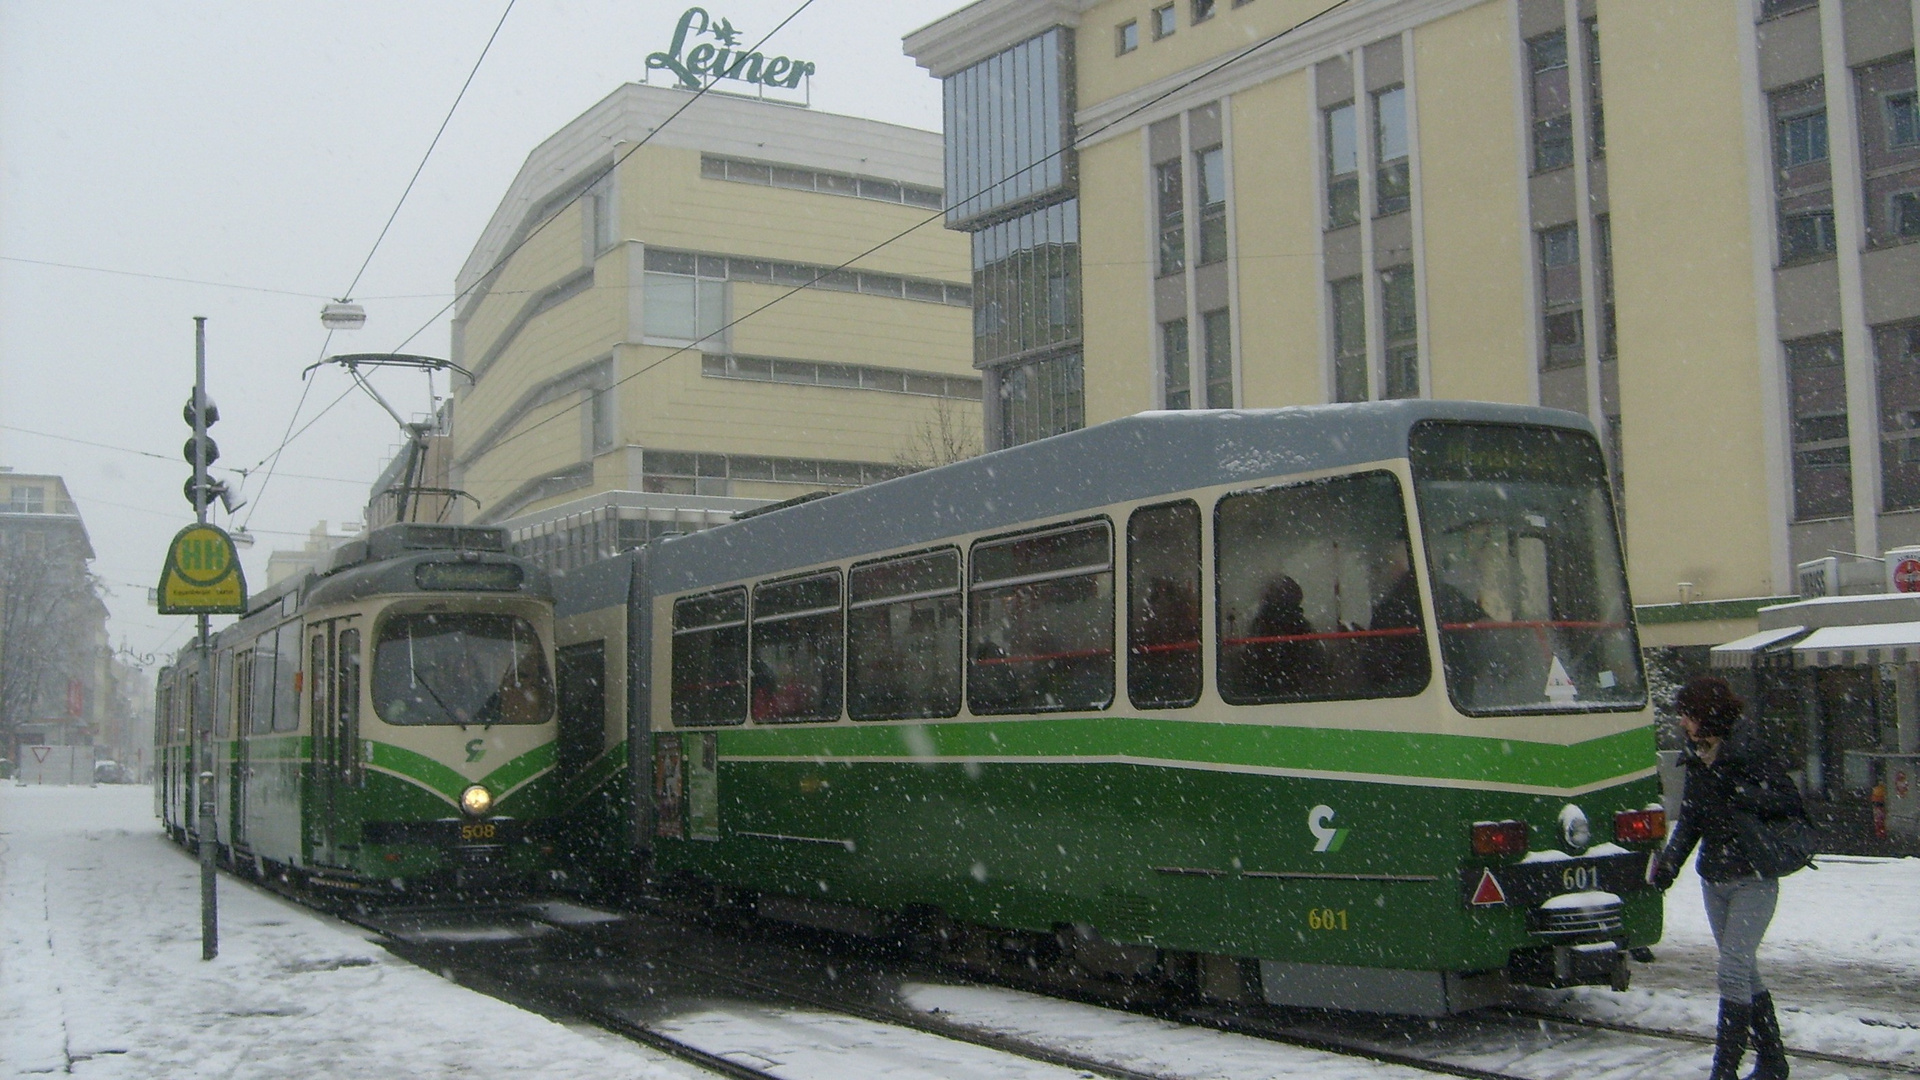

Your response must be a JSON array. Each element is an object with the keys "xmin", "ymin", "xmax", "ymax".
[
  {"xmin": 337, "ymin": 628, "xmax": 361, "ymax": 784},
  {"xmin": 309, "ymin": 634, "xmax": 329, "ymax": 744},
  {"xmin": 235, "ymin": 653, "xmax": 253, "ymax": 735},
  {"xmin": 672, "ymin": 589, "xmax": 748, "ymax": 726},
  {"xmin": 273, "ymin": 622, "xmax": 302, "ymax": 732},
  {"xmin": 969, "ymin": 521, "xmax": 1115, "ymax": 715},
  {"xmin": 1128, "ymin": 501, "xmax": 1203, "ymax": 709},
  {"xmin": 1216, "ymin": 471, "xmax": 1429, "ymax": 703},
  {"xmin": 751, "ymin": 571, "xmax": 844, "ymax": 723},
  {"xmin": 250, "ymin": 634, "xmax": 278, "ymax": 734},
  {"xmin": 848, "ymin": 549, "xmax": 962, "ymax": 720},
  {"xmin": 214, "ymin": 651, "xmax": 233, "ymax": 737}
]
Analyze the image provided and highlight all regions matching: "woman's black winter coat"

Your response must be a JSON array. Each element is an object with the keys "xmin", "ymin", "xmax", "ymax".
[{"xmin": 1654, "ymin": 720, "xmax": 1804, "ymax": 886}]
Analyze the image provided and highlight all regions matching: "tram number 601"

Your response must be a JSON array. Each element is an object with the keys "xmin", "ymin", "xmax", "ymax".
[
  {"xmin": 1307, "ymin": 908, "xmax": 1349, "ymax": 931},
  {"xmin": 1560, "ymin": 865, "xmax": 1600, "ymax": 891}
]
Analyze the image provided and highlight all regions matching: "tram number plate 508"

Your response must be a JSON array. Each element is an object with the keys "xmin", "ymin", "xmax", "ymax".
[
  {"xmin": 1560, "ymin": 865, "xmax": 1601, "ymax": 891},
  {"xmin": 460, "ymin": 823, "xmax": 497, "ymax": 841},
  {"xmin": 1306, "ymin": 908, "xmax": 1349, "ymax": 931}
]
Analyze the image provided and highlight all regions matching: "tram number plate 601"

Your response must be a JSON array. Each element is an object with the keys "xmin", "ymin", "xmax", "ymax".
[
  {"xmin": 1560, "ymin": 865, "xmax": 1601, "ymax": 891},
  {"xmin": 460, "ymin": 823, "xmax": 498, "ymax": 842},
  {"xmin": 1306, "ymin": 908, "xmax": 1349, "ymax": 931}
]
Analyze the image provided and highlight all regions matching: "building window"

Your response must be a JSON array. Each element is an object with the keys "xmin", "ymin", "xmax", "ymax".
[
  {"xmin": 700, "ymin": 154, "xmax": 944, "ymax": 211},
  {"xmin": 1780, "ymin": 208, "xmax": 1838, "ymax": 262},
  {"xmin": 1861, "ymin": 60, "xmax": 1920, "ymax": 248},
  {"xmin": 1325, "ymin": 102, "xmax": 1359, "ymax": 229},
  {"xmin": 997, "ymin": 351, "xmax": 1084, "ymax": 448},
  {"xmin": 1778, "ymin": 110, "xmax": 1828, "ymax": 167},
  {"xmin": 700, "ymin": 353, "xmax": 983, "ymax": 400},
  {"xmin": 1585, "ymin": 20, "xmax": 1604, "ymax": 157},
  {"xmin": 1373, "ymin": 86, "xmax": 1410, "ymax": 216},
  {"xmin": 1152, "ymin": 4, "xmax": 1176, "ymax": 39},
  {"xmin": 1786, "ymin": 334, "xmax": 1851, "ymax": 521},
  {"xmin": 1595, "ymin": 215, "xmax": 1616, "ymax": 359},
  {"xmin": 971, "ymin": 200, "xmax": 1081, "ymax": 367},
  {"xmin": 1162, "ymin": 318, "xmax": 1191, "ymax": 409},
  {"xmin": 1156, "ymin": 159, "xmax": 1186, "ymax": 276},
  {"xmin": 1891, "ymin": 90, "xmax": 1919, "ymax": 148},
  {"xmin": 1894, "ymin": 192, "xmax": 1920, "ymax": 239},
  {"xmin": 1195, "ymin": 145, "xmax": 1228, "ymax": 264},
  {"xmin": 1379, "ymin": 268, "xmax": 1418, "ymax": 398},
  {"xmin": 1529, "ymin": 30, "xmax": 1574, "ymax": 173},
  {"xmin": 1771, "ymin": 82, "xmax": 1833, "ymax": 265},
  {"xmin": 6, "ymin": 485, "xmax": 45, "ymax": 514},
  {"xmin": 1191, "ymin": 0, "xmax": 1216, "ymax": 23},
  {"xmin": 641, "ymin": 448, "xmax": 905, "ymax": 496},
  {"xmin": 1330, "ymin": 276, "xmax": 1367, "ymax": 402},
  {"xmin": 944, "ymin": 28, "xmax": 1074, "ymax": 226},
  {"xmin": 1538, "ymin": 224, "xmax": 1583, "ymax": 371},
  {"xmin": 1877, "ymin": 321, "xmax": 1920, "ymax": 510},
  {"xmin": 1118, "ymin": 20, "xmax": 1139, "ymax": 54},
  {"xmin": 643, "ymin": 256, "xmax": 727, "ymax": 344},
  {"xmin": 589, "ymin": 174, "xmax": 617, "ymax": 252},
  {"xmin": 1760, "ymin": 0, "xmax": 1816, "ymax": 17},
  {"xmin": 1202, "ymin": 307, "xmax": 1234, "ymax": 408}
]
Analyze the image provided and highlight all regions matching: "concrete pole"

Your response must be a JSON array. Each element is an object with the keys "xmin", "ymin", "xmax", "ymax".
[{"xmin": 194, "ymin": 316, "xmax": 217, "ymax": 961}]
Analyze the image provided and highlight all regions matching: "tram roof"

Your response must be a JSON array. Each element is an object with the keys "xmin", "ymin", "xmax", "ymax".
[{"xmin": 648, "ymin": 400, "xmax": 1594, "ymax": 597}]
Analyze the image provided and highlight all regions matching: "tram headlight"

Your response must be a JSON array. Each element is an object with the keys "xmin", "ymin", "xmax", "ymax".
[
  {"xmin": 1558, "ymin": 803, "xmax": 1592, "ymax": 853},
  {"xmin": 461, "ymin": 784, "xmax": 493, "ymax": 818}
]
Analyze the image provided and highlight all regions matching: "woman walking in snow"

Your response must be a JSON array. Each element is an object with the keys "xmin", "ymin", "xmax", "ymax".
[{"xmin": 1651, "ymin": 676, "xmax": 1804, "ymax": 1080}]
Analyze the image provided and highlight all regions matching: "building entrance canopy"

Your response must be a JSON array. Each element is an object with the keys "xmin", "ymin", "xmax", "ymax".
[{"xmin": 1711, "ymin": 594, "xmax": 1920, "ymax": 670}]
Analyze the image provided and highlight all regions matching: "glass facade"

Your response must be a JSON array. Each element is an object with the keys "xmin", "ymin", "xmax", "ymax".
[
  {"xmin": 943, "ymin": 28, "xmax": 1074, "ymax": 227},
  {"xmin": 945, "ymin": 29, "xmax": 1084, "ymax": 449}
]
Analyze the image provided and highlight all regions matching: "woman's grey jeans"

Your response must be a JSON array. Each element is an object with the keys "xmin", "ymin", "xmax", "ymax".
[{"xmin": 1702, "ymin": 876, "xmax": 1779, "ymax": 1001}]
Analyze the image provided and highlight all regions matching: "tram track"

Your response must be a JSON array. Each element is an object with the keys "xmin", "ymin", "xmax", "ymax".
[{"xmin": 217, "ymin": 856, "xmax": 1914, "ymax": 1080}]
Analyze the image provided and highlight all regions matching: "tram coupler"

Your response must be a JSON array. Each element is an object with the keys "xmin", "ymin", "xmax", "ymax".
[{"xmin": 1507, "ymin": 939, "xmax": 1630, "ymax": 991}]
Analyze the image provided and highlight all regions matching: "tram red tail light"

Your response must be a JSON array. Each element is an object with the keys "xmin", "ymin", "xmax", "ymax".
[
  {"xmin": 1614, "ymin": 808, "xmax": 1666, "ymax": 844},
  {"xmin": 1471, "ymin": 820, "xmax": 1529, "ymax": 857}
]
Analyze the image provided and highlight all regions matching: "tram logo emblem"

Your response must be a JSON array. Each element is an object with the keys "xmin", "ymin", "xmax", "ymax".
[
  {"xmin": 1308, "ymin": 805, "xmax": 1349, "ymax": 853},
  {"xmin": 465, "ymin": 739, "xmax": 486, "ymax": 763}
]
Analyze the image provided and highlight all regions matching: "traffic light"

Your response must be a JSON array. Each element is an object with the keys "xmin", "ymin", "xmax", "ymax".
[{"xmin": 182, "ymin": 394, "xmax": 242, "ymax": 514}]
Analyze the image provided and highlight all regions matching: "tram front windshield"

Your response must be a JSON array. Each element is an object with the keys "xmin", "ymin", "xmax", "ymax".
[
  {"xmin": 1409, "ymin": 421, "xmax": 1645, "ymax": 715},
  {"xmin": 373, "ymin": 612, "xmax": 554, "ymax": 725}
]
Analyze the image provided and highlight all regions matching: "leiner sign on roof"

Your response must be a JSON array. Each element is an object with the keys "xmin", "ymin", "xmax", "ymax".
[{"xmin": 648, "ymin": 7, "xmax": 817, "ymax": 92}]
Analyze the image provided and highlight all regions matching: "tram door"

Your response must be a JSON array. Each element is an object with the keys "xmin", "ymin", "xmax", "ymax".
[
  {"xmin": 233, "ymin": 651, "xmax": 253, "ymax": 850},
  {"xmin": 307, "ymin": 620, "xmax": 362, "ymax": 864}
]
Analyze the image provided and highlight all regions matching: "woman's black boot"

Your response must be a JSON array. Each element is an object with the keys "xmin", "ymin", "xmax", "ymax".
[
  {"xmin": 1709, "ymin": 999, "xmax": 1751, "ymax": 1080},
  {"xmin": 1747, "ymin": 991, "xmax": 1788, "ymax": 1079}
]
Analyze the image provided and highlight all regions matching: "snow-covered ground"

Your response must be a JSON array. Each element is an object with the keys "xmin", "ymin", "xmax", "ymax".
[
  {"xmin": 4, "ymin": 784, "xmax": 1915, "ymax": 1079},
  {"xmin": 0, "ymin": 785, "xmax": 697, "ymax": 1079}
]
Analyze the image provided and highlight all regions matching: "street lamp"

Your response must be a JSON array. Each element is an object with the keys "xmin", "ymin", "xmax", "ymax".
[{"xmin": 320, "ymin": 300, "xmax": 367, "ymax": 331}]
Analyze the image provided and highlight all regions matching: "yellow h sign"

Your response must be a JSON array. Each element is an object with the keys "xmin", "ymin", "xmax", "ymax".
[{"xmin": 157, "ymin": 524, "xmax": 248, "ymax": 615}]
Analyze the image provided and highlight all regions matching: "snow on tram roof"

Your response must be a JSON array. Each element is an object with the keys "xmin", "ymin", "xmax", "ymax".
[{"xmin": 648, "ymin": 400, "xmax": 1594, "ymax": 597}]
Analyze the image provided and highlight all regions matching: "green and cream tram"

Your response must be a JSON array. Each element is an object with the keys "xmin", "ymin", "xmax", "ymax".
[
  {"xmin": 575, "ymin": 401, "xmax": 1664, "ymax": 1015},
  {"xmin": 156, "ymin": 523, "xmax": 563, "ymax": 893}
]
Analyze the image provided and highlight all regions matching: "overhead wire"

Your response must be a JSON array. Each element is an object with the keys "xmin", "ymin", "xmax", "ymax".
[
  {"xmin": 454, "ymin": 0, "xmax": 1356, "ymax": 491},
  {"xmin": 384, "ymin": 0, "xmax": 823, "ymax": 357},
  {"xmin": 0, "ymin": 423, "xmax": 367, "ymax": 485},
  {"xmin": 238, "ymin": 0, "xmax": 516, "ymax": 529}
]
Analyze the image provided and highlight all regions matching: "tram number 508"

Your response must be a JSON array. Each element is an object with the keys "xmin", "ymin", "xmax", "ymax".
[
  {"xmin": 1307, "ymin": 908, "xmax": 1349, "ymax": 931},
  {"xmin": 1560, "ymin": 865, "xmax": 1600, "ymax": 891}
]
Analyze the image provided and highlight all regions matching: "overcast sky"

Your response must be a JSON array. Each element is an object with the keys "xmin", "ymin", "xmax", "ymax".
[{"xmin": 0, "ymin": 0, "xmax": 957, "ymax": 666}]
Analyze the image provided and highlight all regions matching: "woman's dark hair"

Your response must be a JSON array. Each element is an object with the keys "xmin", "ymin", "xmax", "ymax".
[{"xmin": 1674, "ymin": 675, "xmax": 1744, "ymax": 737}]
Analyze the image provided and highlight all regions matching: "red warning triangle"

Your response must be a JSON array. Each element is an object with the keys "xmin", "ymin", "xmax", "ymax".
[{"xmin": 1470, "ymin": 868, "xmax": 1508, "ymax": 907}]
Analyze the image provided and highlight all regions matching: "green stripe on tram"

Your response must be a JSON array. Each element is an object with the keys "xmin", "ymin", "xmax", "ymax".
[
  {"xmin": 717, "ymin": 716, "xmax": 1652, "ymax": 791},
  {"xmin": 364, "ymin": 742, "xmax": 554, "ymax": 805}
]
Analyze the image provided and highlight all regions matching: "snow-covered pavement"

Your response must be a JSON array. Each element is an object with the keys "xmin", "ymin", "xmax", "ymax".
[
  {"xmin": 3, "ymin": 783, "xmax": 1915, "ymax": 1079},
  {"xmin": 0, "ymin": 785, "xmax": 696, "ymax": 1079}
]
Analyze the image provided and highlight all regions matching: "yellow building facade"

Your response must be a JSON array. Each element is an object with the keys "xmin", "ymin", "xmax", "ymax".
[
  {"xmin": 909, "ymin": 0, "xmax": 1920, "ymax": 645},
  {"xmin": 448, "ymin": 84, "xmax": 976, "ymax": 565}
]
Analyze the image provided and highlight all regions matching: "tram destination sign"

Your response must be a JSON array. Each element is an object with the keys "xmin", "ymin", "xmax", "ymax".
[
  {"xmin": 157, "ymin": 523, "xmax": 249, "ymax": 615},
  {"xmin": 647, "ymin": 7, "xmax": 816, "ymax": 91}
]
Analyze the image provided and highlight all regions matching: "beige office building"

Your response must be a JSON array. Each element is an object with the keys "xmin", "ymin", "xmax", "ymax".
[
  {"xmin": 447, "ymin": 83, "xmax": 977, "ymax": 565},
  {"xmin": 908, "ymin": 0, "xmax": 1920, "ymax": 648}
]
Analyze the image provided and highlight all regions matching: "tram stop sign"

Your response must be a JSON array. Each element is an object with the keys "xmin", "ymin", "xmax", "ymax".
[{"xmin": 157, "ymin": 523, "xmax": 249, "ymax": 615}]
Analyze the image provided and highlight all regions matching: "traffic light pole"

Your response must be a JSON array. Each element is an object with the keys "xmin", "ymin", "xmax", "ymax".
[{"xmin": 193, "ymin": 316, "xmax": 218, "ymax": 961}]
